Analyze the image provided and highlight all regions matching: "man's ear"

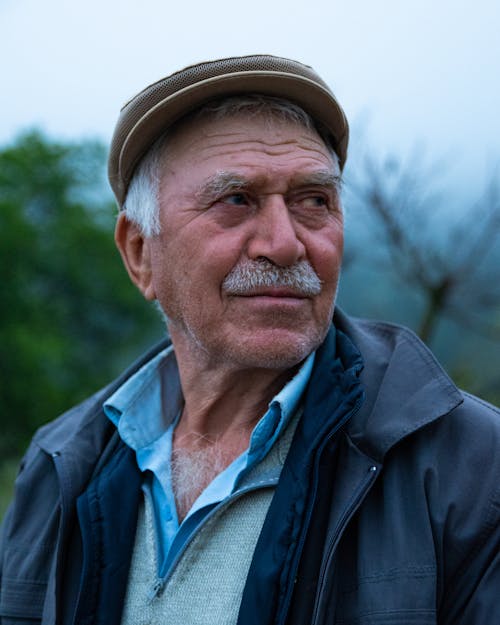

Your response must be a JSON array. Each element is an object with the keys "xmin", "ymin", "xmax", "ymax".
[{"xmin": 115, "ymin": 213, "xmax": 156, "ymax": 301}]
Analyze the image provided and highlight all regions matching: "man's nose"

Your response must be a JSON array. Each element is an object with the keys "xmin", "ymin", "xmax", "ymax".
[{"xmin": 246, "ymin": 196, "xmax": 306, "ymax": 267}]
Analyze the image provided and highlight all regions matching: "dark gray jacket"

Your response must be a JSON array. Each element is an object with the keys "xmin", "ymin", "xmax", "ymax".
[{"xmin": 1, "ymin": 311, "xmax": 499, "ymax": 624}]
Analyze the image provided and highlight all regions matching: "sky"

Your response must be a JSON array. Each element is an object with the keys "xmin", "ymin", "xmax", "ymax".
[{"xmin": 1, "ymin": 0, "xmax": 499, "ymax": 186}]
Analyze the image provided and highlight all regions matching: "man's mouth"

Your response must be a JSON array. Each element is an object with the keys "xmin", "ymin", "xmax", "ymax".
[{"xmin": 227, "ymin": 287, "xmax": 309, "ymax": 299}]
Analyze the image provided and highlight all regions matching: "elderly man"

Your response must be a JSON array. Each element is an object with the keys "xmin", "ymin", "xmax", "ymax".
[{"xmin": 1, "ymin": 55, "xmax": 499, "ymax": 625}]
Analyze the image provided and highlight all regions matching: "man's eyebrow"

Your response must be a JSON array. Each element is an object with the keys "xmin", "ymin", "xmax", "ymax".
[
  {"xmin": 195, "ymin": 171, "xmax": 249, "ymax": 203},
  {"xmin": 195, "ymin": 169, "xmax": 342, "ymax": 204},
  {"xmin": 290, "ymin": 170, "xmax": 343, "ymax": 191}
]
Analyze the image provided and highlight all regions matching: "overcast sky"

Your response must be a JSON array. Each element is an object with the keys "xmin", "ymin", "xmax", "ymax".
[{"xmin": 1, "ymin": 0, "xmax": 499, "ymax": 185}]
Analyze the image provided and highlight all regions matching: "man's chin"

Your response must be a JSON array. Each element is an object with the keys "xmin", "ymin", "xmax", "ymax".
[
  {"xmin": 220, "ymin": 330, "xmax": 326, "ymax": 371},
  {"xmin": 167, "ymin": 317, "xmax": 331, "ymax": 372}
]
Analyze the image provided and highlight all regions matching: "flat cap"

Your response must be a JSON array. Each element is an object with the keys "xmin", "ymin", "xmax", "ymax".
[{"xmin": 108, "ymin": 54, "xmax": 349, "ymax": 207}]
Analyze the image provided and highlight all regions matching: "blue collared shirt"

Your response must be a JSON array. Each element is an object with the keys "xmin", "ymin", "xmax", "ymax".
[{"xmin": 104, "ymin": 346, "xmax": 315, "ymax": 577}]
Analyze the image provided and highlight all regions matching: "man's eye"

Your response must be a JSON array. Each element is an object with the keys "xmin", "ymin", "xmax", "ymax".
[
  {"xmin": 302, "ymin": 195, "xmax": 328, "ymax": 208},
  {"xmin": 222, "ymin": 193, "xmax": 247, "ymax": 206}
]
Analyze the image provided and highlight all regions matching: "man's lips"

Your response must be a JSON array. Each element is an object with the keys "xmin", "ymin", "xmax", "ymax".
[{"xmin": 227, "ymin": 287, "xmax": 309, "ymax": 299}]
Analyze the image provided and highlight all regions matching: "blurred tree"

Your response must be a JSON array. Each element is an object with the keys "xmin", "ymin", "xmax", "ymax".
[
  {"xmin": 0, "ymin": 131, "xmax": 163, "ymax": 458},
  {"xmin": 347, "ymin": 153, "xmax": 500, "ymax": 344}
]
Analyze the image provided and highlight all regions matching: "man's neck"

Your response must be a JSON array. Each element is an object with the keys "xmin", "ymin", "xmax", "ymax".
[
  {"xmin": 174, "ymin": 359, "xmax": 296, "ymax": 449},
  {"xmin": 169, "ymin": 331, "xmax": 299, "ymax": 520}
]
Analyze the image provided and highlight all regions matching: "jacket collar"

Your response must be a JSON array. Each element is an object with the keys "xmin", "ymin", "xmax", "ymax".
[
  {"xmin": 34, "ymin": 339, "xmax": 171, "ymax": 502},
  {"xmin": 334, "ymin": 309, "xmax": 463, "ymax": 461},
  {"xmin": 35, "ymin": 310, "xmax": 463, "ymax": 469}
]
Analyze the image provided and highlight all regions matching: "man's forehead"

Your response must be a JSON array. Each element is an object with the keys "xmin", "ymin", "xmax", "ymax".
[{"xmin": 165, "ymin": 110, "xmax": 332, "ymax": 157}]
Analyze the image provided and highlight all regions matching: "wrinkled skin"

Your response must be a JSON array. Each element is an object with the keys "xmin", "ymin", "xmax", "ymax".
[{"xmin": 117, "ymin": 114, "xmax": 343, "ymax": 374}]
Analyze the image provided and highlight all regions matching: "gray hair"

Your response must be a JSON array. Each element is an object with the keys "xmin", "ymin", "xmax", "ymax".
[{"xmin": 122, "ymin": 95, "xmax": 341, "ymax": 236}]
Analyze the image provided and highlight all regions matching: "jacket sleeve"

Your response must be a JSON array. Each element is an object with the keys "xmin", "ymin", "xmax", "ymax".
[
  {"xmin": 0, "ymin": 447, "xmax": 59, "ymax": 624},
  {"xmin": 439, "ymin": 510, "xmax": 500, "ymax": 624},
  {"xmin": 437, "ymin": 395, "xmax": 500, "ymax": 624}
]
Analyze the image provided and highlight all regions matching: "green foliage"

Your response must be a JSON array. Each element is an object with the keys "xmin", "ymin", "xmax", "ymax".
[
  {"xmin": 0, "ymin": 460, "xmax": 18, "ymax": 522},
  {"xmin": 0, "ymin": 131, "xmax": 163, "ymax": 457}
]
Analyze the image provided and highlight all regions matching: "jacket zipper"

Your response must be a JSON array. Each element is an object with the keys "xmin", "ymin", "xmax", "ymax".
[
  {"xmin": 48, "ymin": 450, "xmax": 70, "ymax": 625},
  {"xmin": 147, "ymin": 479, "xmax": 279, "ymax": 601},
  {"xmin": 310, "ymin": 463, "xmax": 379, "ymax": 625},
  {"xmin": 276, "ymin": 397, "xmax": 365, "ymax": 625}
]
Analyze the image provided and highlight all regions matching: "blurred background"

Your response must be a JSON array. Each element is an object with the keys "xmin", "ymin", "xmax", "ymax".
[{"xmin": 1, "ymin": 0, "xmax": 499, "ymax": 517}]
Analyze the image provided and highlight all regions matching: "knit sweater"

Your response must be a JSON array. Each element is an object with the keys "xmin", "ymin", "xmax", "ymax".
[{"xmin": 120, "ymin": 408, "xmax": 302, "ymax": 625}]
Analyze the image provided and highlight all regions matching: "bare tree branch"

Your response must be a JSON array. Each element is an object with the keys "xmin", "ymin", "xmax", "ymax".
[{"xmin": 347, "ymin": 150, "xmax": 500, "ymax": 344}]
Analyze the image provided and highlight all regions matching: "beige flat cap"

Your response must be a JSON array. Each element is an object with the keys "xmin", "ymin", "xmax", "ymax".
[{"xmin": 108, "ymin": 54, "xmax": 349, "ymax": 207}]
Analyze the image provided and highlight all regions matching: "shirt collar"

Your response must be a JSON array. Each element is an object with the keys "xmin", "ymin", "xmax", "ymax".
[
  {"xmin": 104, "ymin": 345, "xmax": 315, "ymax": 456},
  {"xmin": 104, "ymin": 344, "xmax": 182, "ymax": 450},
  {"xmin": 246, "ymin": 352, "xmax": 315, "ymax": 464}
]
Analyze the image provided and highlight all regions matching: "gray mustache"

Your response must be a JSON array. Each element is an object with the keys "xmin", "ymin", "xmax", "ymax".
[{"xmin": 222, "ymin": 259, "xmax": 322, "ymax": 296}]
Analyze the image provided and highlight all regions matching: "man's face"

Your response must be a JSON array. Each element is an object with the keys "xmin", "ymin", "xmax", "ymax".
[{"xmin": 145, "ymin": 113, "xmax": 344, "ymax": 371}]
